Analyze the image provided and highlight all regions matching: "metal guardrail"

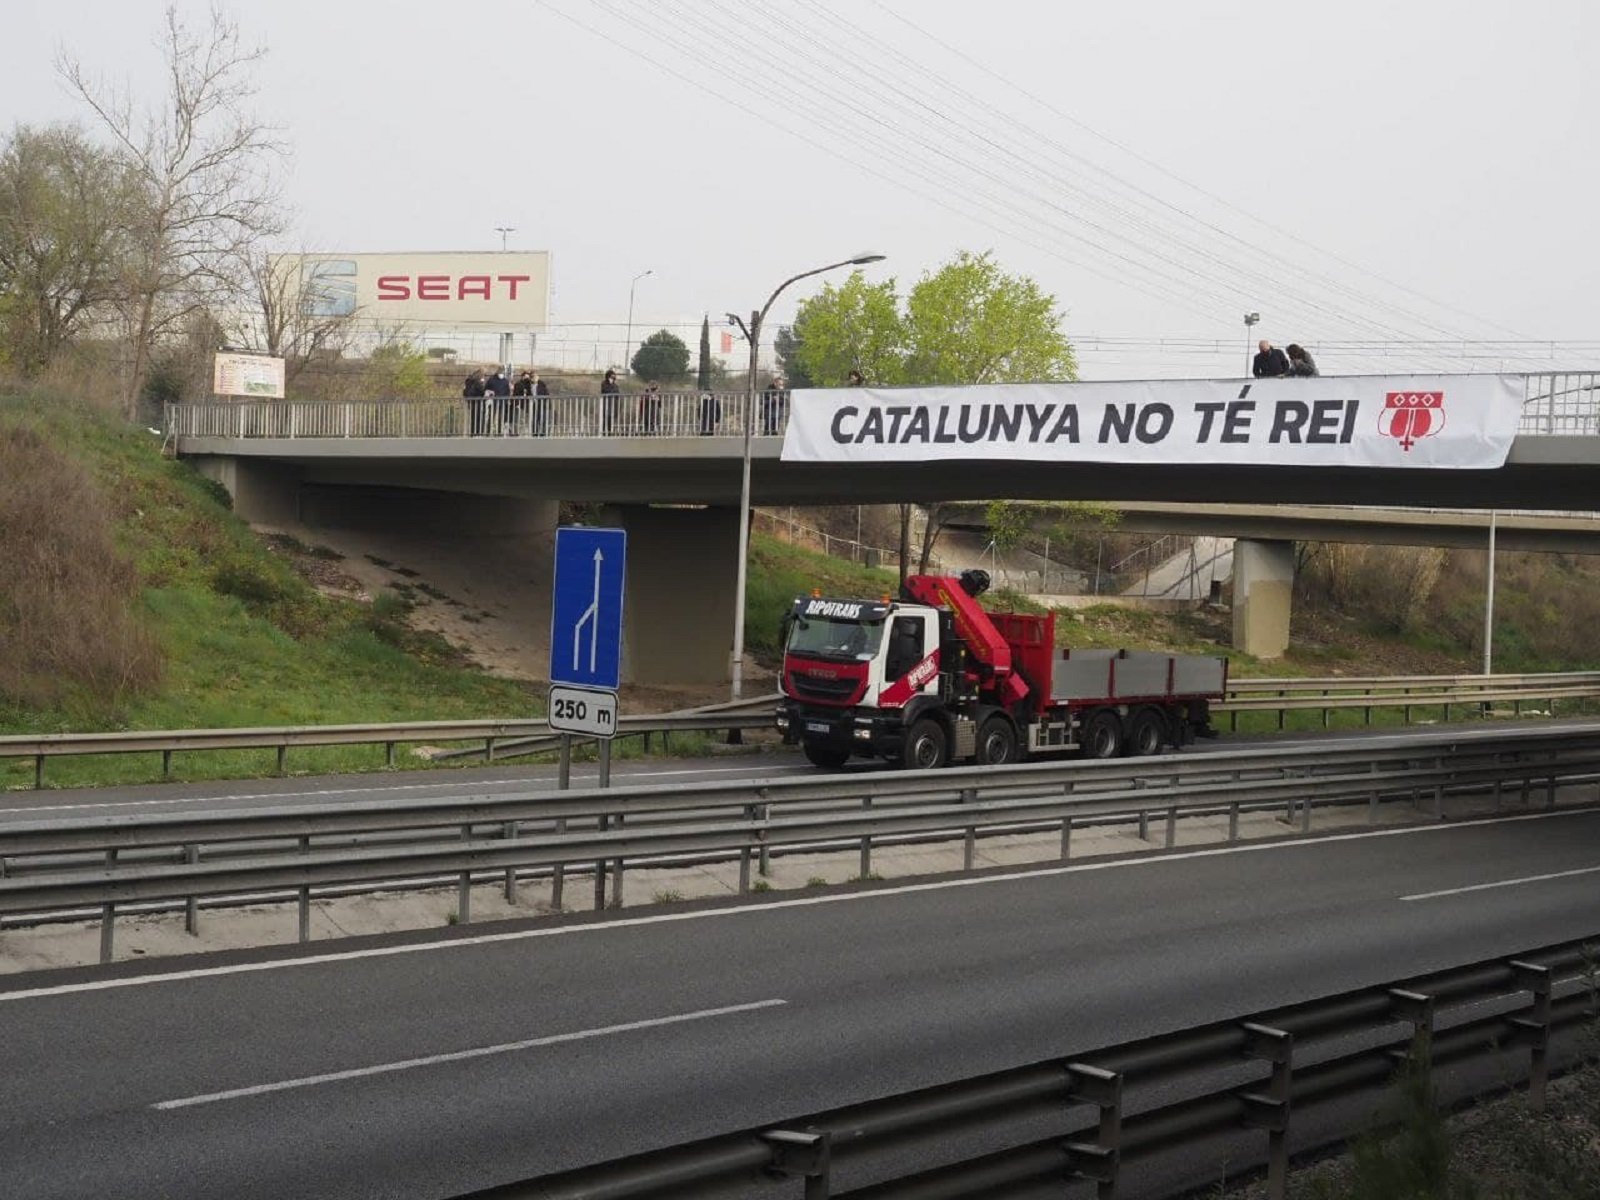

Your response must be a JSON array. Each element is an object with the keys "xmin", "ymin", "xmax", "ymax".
[
  {"xmin": 450, "ymin": 932, "xmax": 1600, "ymax": 1200},
  {"xmin": 2, "ymin": 673, "xmax": 1597, "ymax": 787},
  {"xmin": 0, "ymin": 697, "xmax": 780, "ymax": 789},
  {"xmin": 3, "ymin": 724, "xmax": 1598, "ymax": 963},
  {"xmin": 164, "ymin": 372, "xmax": 1600, "ymax": 441}
]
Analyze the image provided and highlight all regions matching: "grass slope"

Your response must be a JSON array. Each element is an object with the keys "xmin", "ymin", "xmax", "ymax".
[{"xmin": 0, "ymin": 392, "xmax": 537, "ymax": 788}]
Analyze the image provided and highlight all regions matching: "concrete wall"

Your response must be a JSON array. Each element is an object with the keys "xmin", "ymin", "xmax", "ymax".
[
  {"xmin": 191, "ymin": 456, "xmax": 303, "ymax": 526},
  {"xmin": 605, "ymin": 505, "xmax": 740, "ymax": 687},
  {"xmin": 1232, "ymin": 538, "xmax": 1295, "ymax": 659}
]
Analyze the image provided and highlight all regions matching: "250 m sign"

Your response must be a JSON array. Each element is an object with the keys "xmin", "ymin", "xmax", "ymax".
[{"xmin": 548, "ymin": 685, "xmax": 618, "ymax": 739}]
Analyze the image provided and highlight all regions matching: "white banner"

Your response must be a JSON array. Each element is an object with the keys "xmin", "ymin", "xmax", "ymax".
[{"xmin": 780, "ymin": 376, "xmax": 1526, "ymax": 470}]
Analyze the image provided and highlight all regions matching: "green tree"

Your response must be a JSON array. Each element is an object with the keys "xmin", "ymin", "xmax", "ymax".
[
  {"xmin": 696, "ymin": 315, "xmax": 711, "ymax": 391},
  {"xmin": 631, "ymin": 328, "xmax": 690, "ymax": 383},
  {"xmin": 791, "ymin": 270, "xmax": 904, "ymax": 386},
  {"xmin": 774, "ymin": 324, "xmax": 813, "ymax": 388},
  {"xmin": 365, "ymin": 340, "xmax": 429, "ymax": 400},
  {"xmin": 0, "ymin": 124, "xmax": 135, "ymax": 375},
  {"xmin": 904, "ymin": 250, "xmax": 1077, "ymax": 384}
]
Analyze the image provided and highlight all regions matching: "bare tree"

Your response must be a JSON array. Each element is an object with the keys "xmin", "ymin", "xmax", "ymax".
[
  {"xmin": 58, "ymin": 5, "xmax": 283, "ymax": 417},
  {"xmin": 228, "ymin": 250, "xmax": 352, "ymax": 390}
]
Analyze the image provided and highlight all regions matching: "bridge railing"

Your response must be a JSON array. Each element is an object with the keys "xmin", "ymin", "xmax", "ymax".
[
  {"xmin": 167, "ymin": 391, "xmax": 773, "ymax": 441},
  {"xmin": 1523, "ymin": 370, "xmax": 1600, "ymax": 435},
  {"xmin": 167, "ymin": 372, "xmax": 1600, "ymax": 442}
]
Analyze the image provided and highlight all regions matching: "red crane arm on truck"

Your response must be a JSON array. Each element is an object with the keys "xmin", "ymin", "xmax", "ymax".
[{"xmin": 902, "ymin": 575, "xmax": 1031, "ymax": 707}]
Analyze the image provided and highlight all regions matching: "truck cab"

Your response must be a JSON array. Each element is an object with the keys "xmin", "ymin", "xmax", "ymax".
[{"xmin": 777, "ymin": 595, "xmax": 951, "ymax": 769}]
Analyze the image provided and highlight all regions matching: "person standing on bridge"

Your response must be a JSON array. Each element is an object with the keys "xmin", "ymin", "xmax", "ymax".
[
  {"xmin": 600, "ymin": 368, "xmax": 620, "ymax": 435},
  {"xmin": 532, "ymin": 374, "xmax": 551, "ymax": 436},
  {"xmin": 512, "ymin": 369, "xmax": 535, "ymax": 435},
  {"xmin": 463, "ymin": 368, "xmax": 488, "ymax": 436},
  {"xmin": 1252, "ymin": 340, "xmax": 1290, "ymax": 378},
  {"xmin": 762, "ymin": 375, "xmax": 785, "ymax": 436},
  {"xmin": 485, "ymin": 366, "xmax": 512, "ymax": 434},
  {"xmin": 1286, "ymin": 344, "xmax": 1319, "ymax": 377}
]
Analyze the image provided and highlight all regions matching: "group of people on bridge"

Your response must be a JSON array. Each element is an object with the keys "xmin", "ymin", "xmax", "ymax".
[{"xmin": 1252, "ymin": 340, "xmax": 1319, "ymax": 378}]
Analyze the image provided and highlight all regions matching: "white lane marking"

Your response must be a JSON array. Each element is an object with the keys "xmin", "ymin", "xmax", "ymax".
[
  {"xmin": 0, "ymin": 763, "xmax": 803, "ymax": 816},
  {"xmin": 151, "ymin": 998, "xmax": 787, "ymax": 1110},
  {"xmin": 1401, "ymin": 863, "xmax": 1600, "ymax": 901},
  {"xmin": 3, "ymin": 807, "xmax": 1592, "ymax": 1005}
]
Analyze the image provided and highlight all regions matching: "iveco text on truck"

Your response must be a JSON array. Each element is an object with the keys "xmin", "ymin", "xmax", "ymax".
[{"xmin": 777, "ymin": 570, "xmax": 1227, "ymax": 769}]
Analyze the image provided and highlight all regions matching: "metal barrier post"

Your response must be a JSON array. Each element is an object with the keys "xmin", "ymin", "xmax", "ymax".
[
  {"xmin": 761, "ymin": 1129, "xmax": 831, "ymax": 1199},
  {"xmin": 739, "ymin": 806, "xmax": 753, "ymax": 894},
  {"xmin": 1060, "ymin": 816, "xmax": 1073, "ymax": 860},
  {"xmin": 33, "ymin": 754, "xmax": 42, "ymax": 790},
  {"xmin": 962, "ymin": 787, "xmax": 977, "ymax": 870},
  {"xmin": 1228, "ymin": 801, "xmax": 1240, "ymax": 841},
  {"xmin": 1508, "ymin": 960, "xmax": 1553, "ymax": 1111},
  {"xmin": 1164, "ymin": 804, "xmax": 1178, "ymax": 848},
  {"xmin": 457, "ymin": 824, "xmax": 472, "ymax": 923},
  {"xmin": 859, "ymin": 796, "xmax": 873, "ymax": 877},
  {"xmin": 184, "ymin": 844, "xmax": 199, "ymax": 935},
  {"xmin": 297, "ymin": 835, "xmax": 312, "ymax": 941},
  {"xmin": 99, "ymin": 848, "xmax": 117, "ymax": 964},
  {"xmin": 1241, "ymin": 1023, "xmax": 1294, "ymax": 1200},
  {"xmin": 503, "ymin": 821, "xmax": 519, "ymax": 904},
  {"xmin": 1065, "ymin": 1063, "xmax": 1122, "ymax": 1199},
  {"xmin": 1388, "ymin": 988, "xmax": 1436, "ymax": 1076}
]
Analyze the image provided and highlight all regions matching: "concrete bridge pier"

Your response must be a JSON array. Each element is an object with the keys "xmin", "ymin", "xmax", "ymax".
[
  {"xmin": 603, "ymin": 505, "xmax": 741, "ymax": 687},
  {"xmin": 1232, "ymin": 538, "xmax": 1294, "ymax": 659}
]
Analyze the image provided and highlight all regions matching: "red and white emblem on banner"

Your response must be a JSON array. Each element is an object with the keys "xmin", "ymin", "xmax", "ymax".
[{"xmin": 1382, "ymin": 391, "xmax": 1446, "ymax": 451}]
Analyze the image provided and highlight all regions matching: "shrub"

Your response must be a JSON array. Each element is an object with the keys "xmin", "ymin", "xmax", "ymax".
[{"xmin": 0, "ymin": 421, "xmax": 162, "ymax": 709}]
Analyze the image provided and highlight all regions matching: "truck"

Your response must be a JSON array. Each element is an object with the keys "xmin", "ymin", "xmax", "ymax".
[{"xmin": 776, "ymin": 570, "xmax": 1227, "ymax": 770}]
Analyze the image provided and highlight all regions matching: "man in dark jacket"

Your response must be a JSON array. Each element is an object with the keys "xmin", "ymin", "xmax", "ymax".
[
  {"xmin": 463, "ymin": 368, "xmax": 488, "ymax": 435},
  {"xmin": 485, "ymin": 367, "xmax": 512, "ymax": 434},
  {"xmin": 1252, "ymin": 340, "xmax": 1290, "ymax": 378}
]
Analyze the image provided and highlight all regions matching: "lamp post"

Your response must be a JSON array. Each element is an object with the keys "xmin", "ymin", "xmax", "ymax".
[
  {"xmin": 726, "ymin": 252, "xmax": 886, "ymax": 699},
  {"xmin": 624, "ymin": 269, "xmax": 653, "ymax": 375},
  {"xmin": 1484, "ymin": 509, "xmax": 1498, "ymax": 675},
  {"xmin": 494, "ymin": 226, "xmax": 516, "ymax": 251},
  {"xmin": 1243, "ymin": 311, "xmax": 1260, "ymax": 376}
]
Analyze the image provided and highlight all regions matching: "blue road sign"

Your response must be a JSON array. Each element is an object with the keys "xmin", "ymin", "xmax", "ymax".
[{"xmin": 550, "ymin": 526, "xmax": 627, "ymax": 692}]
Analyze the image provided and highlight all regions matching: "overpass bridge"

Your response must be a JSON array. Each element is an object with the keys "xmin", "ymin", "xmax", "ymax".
[{"xmin": 169, "ymin": 371, "xmax": 1600, "ymax": 676}]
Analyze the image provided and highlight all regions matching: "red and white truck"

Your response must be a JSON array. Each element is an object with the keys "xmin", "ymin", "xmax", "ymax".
[{"xmin": 777, "ymin": 570, "xmax": 1227, "ymax": 770}]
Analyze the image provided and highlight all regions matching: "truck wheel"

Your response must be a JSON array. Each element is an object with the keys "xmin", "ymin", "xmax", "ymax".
[
  {"xmin": 1128, "ymin": 708, "xmax": 1167, "ymax": 757},
  {"xmin": 976, "ymin": 716, "xmax": 1019, "ymax": 766},
  {"xmin": 1082, "ymin": 709, "xmax": 1123, "ymax": 759},
  {"xmin": 902, "ymin": 717, "xmax": 949, "ymax": 770},
  {"xmin": 803, "ymin": 741, "xmax": 851, "ymax": 770}
]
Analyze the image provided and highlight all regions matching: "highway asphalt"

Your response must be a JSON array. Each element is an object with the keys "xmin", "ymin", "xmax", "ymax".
[
  {"xmin": 4, "ymin": 716, "xmax": 1597, "ymax": 823},
  {"xmin": 1, "ymin": 801, "xmax": 1598, "ymax": 1198}
]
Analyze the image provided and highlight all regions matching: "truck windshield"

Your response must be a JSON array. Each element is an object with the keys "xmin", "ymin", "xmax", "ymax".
[{"xmin": 787, "ymin": 616, "xmax": 884, "ymax": 662}]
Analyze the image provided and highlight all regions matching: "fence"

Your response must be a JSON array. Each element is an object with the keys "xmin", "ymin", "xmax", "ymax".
[
  {"xmin": 0, "ymin": 696, "xmax": 778, "ymax": 790},
  {"xmin": 448, "ymin": 931, "xmax": 1600, "ymax": 1200},
  {"xmin": 3, "ymin": 723, "xmax": 1598, "ymax": 962},
  {"xmin": 3, "ymin": 672, "xmax": 1597, "ymax": 789},
  {"xmin": 166, "ymin": 372, "xmax": 1600, "ymax": 443}
]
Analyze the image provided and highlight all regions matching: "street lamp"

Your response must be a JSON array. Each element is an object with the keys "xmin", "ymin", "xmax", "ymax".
[
  {"xmin": 624, "ymin": 269, "xmax": 653, "ymax": 375},
  {"xmin": 1243, "ymin": 311, "xmax": 1260, "ymax": 376},
  {"xmin": 727, "ymin": 252, "xmax": 886, "ymax": 699},
  {"xmin": 494, "ymin": 226, "xmax": 516, "ymax": 251}
]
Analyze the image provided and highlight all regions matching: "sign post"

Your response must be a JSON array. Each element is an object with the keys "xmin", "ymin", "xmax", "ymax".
[{"xmin": 549, "ymin": 526, "xmax": 627, "ymax": 910}]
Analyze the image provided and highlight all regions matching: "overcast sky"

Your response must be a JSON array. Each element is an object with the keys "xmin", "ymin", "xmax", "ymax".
[{"xmin": 4, "ymin": 0, "xmax": 1595, "ymax": 378}]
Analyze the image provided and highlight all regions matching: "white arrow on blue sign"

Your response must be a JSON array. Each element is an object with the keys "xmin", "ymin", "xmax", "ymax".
[{"xmin": 549, "ymin": 526, "xmax": 627, "ymax": 692}]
